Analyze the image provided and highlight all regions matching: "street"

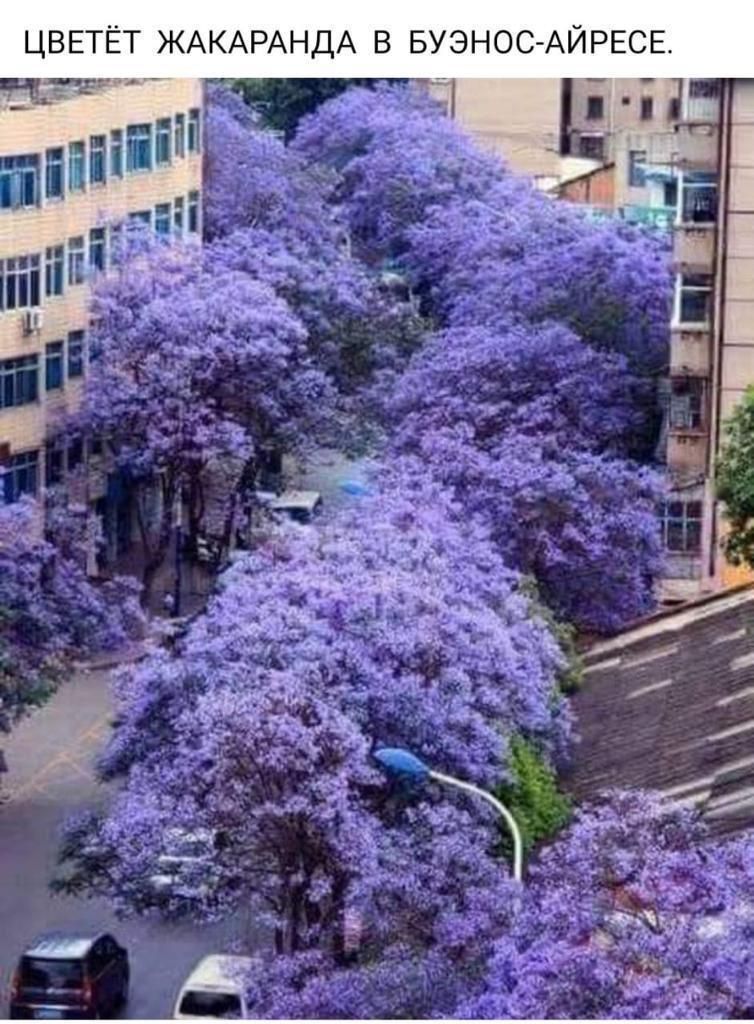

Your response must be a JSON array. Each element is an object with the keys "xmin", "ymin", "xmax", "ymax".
[{"xmin": 0, "ymin": 657, "xmax": 254, "ymax": 1019}]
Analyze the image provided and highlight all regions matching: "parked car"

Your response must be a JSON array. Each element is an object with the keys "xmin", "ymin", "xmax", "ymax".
[
  {"xmin": 147, "ymin": 827, "xmax": 224, "ymax": 904},
  {"xmin": 173, "ymin": 955, "xmax": 252, "ymax": 1019},
  {"xmin": 9, "ymin": 930, "xmax": 129, "ymax": 1019},
  {"xmin": 256, "ymin": 489, "xmax": 323, "ymax": 526}
]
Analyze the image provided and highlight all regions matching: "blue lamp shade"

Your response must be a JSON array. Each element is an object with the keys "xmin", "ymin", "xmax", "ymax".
[
  {"xmin": 373, "ymin": 747, "xmax": 429, "ymax": 784},
  {"xmin": 340, "ymin": 480, "xmax": 372, "ymax": 498}
]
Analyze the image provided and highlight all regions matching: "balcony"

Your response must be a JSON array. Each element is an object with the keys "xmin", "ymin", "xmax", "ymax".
[
  {"xmin": 670, "ymin": 329, "xmax": 710, "ymax": 375},
  {"xmin": 674, "ymin": 223, "xmax": 715, "ymax": 269},
  {"xmin": 680, "ymin": 79, "xmax": 721, "ymax": 124},
  {"xmin": 674, "ymin": 122, "xmax": 718, "ymax": 170},
  {"xmin": 666, "ymin": 431, "xmax": 707, "ymax": 475}
]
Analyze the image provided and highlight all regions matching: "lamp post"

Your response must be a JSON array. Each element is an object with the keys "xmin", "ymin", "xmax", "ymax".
[{"xmin": 373, "ymin": 747, "xmax": 524, "ymax": 884}]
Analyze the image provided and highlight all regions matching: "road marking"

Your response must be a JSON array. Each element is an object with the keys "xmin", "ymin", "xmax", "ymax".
[{"xmin": 2, "ymin": 712, "xmax": 111, "ymax": 804}]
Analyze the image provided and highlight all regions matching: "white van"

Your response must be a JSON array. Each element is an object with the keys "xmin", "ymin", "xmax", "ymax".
[{"xmin": 173, "ymin": 955, "xmax": 252, "ymax": 1019}]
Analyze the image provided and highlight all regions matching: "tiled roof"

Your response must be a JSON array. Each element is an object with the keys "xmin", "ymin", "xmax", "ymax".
[{"xmin": 566, "ymin": 586, "xmax": 754, "ymax": 835}]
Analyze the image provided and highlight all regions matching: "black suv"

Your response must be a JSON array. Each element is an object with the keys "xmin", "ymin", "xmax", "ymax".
[{"xmin": 9, "ymin": 930, "xmax": 129, "ymax": 1019}]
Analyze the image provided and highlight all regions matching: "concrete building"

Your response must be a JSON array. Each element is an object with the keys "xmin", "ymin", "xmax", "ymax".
[
  {"xmin": 663, "ymin": 78, "xmax": 754, "ymax": 600},
  {"xmin": 0, "ymin": 78, "xmax": 203, "ymax": 555},
  {"xmin": 420, "ymin": 78, "xmax": 683, "ymax": 227},
  {"xmin": 420, "ymin": 78, "xmax": 565, "ymax": 188}
]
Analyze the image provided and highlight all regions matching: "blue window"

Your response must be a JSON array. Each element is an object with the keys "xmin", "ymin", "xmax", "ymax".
[
  {"xmin": 126, "ymin": 124, "xmax": 152, "ymax": 172},
  {"xmin": 110, "ymin": 130, "xmax": 123, "ymax": 177},
  {"xmin": 188, "ymin": 191, "xmax": 200, "ymax": 234},
  {"xmin": 173, "ymin": 196, "xmax": 184, "ymax": 235},
  {"xmin": 45, "ymin": 246, "xmax": 64, "ymax": 297},
  {"xmin": 174, "ymin": 114, "xmax": 186, "ymax": 158},
  {"xmin": 89, "ymin": 135, "xmax": 106, "ymax": 185},
  {"xmin": 68, "ymin": 237, "xmax": 85, "ymax": 286},
  {"xmin": 45, "ymin": 341, "xmax": 64, "ymax": 391},
  {"xmin": 0, "ymin": 154, "xmax": 39, "ymax": 210},
  {"xmin": 156, "ymin": 118, "xmax": 171, "ymax": 165},
  {"xmin": 67, "ymin": 331, "xmax": 85, "ymax": 378},
  {"xmin": 45, "ymin": 148, "xmax": 64, "ymax": 199},
  {"xmin": 129, "ymin": 209, "xmax": 152, "ymax": 228},
  {"xmin": 3, "ymin": 450, "xmax": 39, "ymax": 502},
  {"xmin": 1, "ymin": 355, "xmax": 38, "ymax": 409},
  {"xmin": 0, "ymin": 255, "xmax": 40, "ymax": 310},
  {"xmin": 155, "ymin": 203, "xmax": 171, "ymax": 237},
  {"xmin": 69, "ymin": 141, "xmax": 86, "ymax": 191},
  {"xmin": 89, "ymin": 227, "xmax": 106, "ymax": 273},
  {"xmin": 188, "ymin": 108, "xmax": 201, "ymax": 153}
]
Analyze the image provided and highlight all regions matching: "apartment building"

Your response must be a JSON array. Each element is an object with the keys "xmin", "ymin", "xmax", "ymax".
[
  {"xmin": 663, "ymin": 78, "xmax": 754, "ymax": 600},
  {"xmin": 419, "ymin": 78, "xmax": 566, "ymax": 188},
  {"xmin": 0, "ymin": 78, "xmax": 203, "ymax": 556}
]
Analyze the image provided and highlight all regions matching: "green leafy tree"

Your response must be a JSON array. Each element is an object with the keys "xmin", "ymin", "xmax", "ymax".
[
  {"xmin": 230, "ymin": 79, "xmax": 399, "ymax": 139},
  {"xmin": 496, "ymin": 736, "xmax": 571, "ymax": 860},
  {"xmin": 717, "ymin": 385, "xmax": 754, "ymax": 567}
]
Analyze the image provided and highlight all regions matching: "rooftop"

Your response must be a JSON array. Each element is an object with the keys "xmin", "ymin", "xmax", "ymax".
[
  {"xmin": 0, "ymin": 79, "xmax": 148, "ymax": 111},
  {"xmin": 24, "ymin": 930, "xmax": 104, "ymax": 960},
  {"xmin": 566, "ymin": 584, "xmax": 754, "ymax": 836}
]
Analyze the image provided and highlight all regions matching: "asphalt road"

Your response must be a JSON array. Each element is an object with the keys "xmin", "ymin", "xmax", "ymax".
[{"xmin": 0, "ymin": 659, "xmax": 256, "ymax": 1019}]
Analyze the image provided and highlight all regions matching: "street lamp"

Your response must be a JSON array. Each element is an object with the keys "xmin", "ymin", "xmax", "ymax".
[{"xmin": 373, "ymin": 747, "xmax": 524, "ymax": 884}]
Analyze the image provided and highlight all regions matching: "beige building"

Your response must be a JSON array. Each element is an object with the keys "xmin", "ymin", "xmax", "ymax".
[
  {"xmin": 420, "ymin": 78, "xmax": 683, "ymax": 225},
  {"xmin": 0, "ymin": 78, "xmax": 203, "ymax": 551},
  {"xmin": 420, "ymin": 78, "xmax": 565, "ymax": 188},
  {"xmin": 663, "ymin": 78, "xmax": 754, "ymax": 599}
]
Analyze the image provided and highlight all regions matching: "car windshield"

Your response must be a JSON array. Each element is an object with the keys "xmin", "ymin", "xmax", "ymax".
[
  {"xmin": 21, "ymin": 957, "xmax": 84, "ymax": 990},
  {"xmin": 179, "ymin": 989, "xmax": 242, "ymax": 1017}
]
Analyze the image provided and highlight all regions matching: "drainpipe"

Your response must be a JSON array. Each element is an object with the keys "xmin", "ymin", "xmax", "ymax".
[{"xmin": 707, "ymin": 79, "xmax": 734, "ymax": 583}]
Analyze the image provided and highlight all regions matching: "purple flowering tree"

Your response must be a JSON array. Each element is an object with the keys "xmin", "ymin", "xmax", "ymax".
[
  {"xmin": 77, "ymin": 238, "xmax": 332, "ymax": 599},
  {"xmin": 0, "ymin": 497, "xmax": 142, "ymax": 735}
]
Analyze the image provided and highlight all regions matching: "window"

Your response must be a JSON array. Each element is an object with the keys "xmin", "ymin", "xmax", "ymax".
[
  {"xmin": 689, "ymin": 79, "xmax": 721, "ymax": 100},
  {"xmin": 641, "ymin": 97, "xmax": 654, "ymax": 120},
  {"xmin": 669, "ymin": 378, "xmax": 705, "ymax": 430},
  {"xmin": 188, "ymin": 108, "xmax": 201, "ymax": 152},
  {"xmin": 156, "ymin": 118, "xmax": 172, "ymax": 165},
  {"xmin": 67, "ymin": 330, "xmax": 85, "ymax": 378},
  {"xmin": 45, "ymin": 341, "xmax": 64, "ymax": 391},
  {"xmin": 664, "ymin": 179, "xmax": 679, "ymax": 208},
  {"xmin": 45, "ymin": 148, "xmax": 64, "ymax": 200},
  {"xmin": 155, "ymin": 202, "xmax": 171, "ymax": 237},
  {"xmin": 677, "ymin": 273, "xmax": 713, "ymax": 324},
  {"xmin": 89, "ymin": 227, "xmax": 106, "ymax": 273},
  {"xmin": 45, "ymin": 245, "xmax": 64, "ymax": 297},
  {"xmin": 669, "ymin": 97, "xmax": 681, "ymax": 120},
  {"xmin": 68, "ymin": 237, "xmax": 86, "ymax": 286},
  {"xmin": 629, "ymin": 150, "xmax": 647, "ymax": 188},
  {"xmin": 586, "ymin": 95, "xmax": 604, "ymax": 119},
  {"xmin": 89, "ymin": 135, "xmax": 106, "ymax": 185},
  {"xmin": 173, "ymin": 196, "xmax": 185, "ymax": 235},
  {"xmin": 0, "ymin": 154, "xmax": 39, "ymax": 210},
  {"xmin": 680, "ymin": 171, "xmax": 717, "ymax": 224},
  {"xmin": 579, "ymin": 135, "xmax": 605, "ymax": 160},
  {"xmin": 126, "ymin": 124, "xmax": 152, "ymax": 172},
  {"xmin": 621, "ymin": 95, "xmax": 631, "ymax": 106},
  {"xmin": 0, "ymin": 255, "xmax": 40, "ymax": 310},
  {"xmin": 660, "ymin": 500, "xmax": 702, "ymax": 554},
  {"xmin": 129, "ymin": 210, "xmax": 152, "ymax": 228},
  {"xmin": 188, "ymin": 191, "xmax": 200, "ymax": 234},
  {"xmin": 174, "ymin": 113, "xmax": 186, "ymax": 158},
  {"xmin": 45, "ymin": 441, "xmax": 64, "ymax": 487},
  {"xmin": 109, "ymin": 221, "xmax": 124, "ymax": 265},
  {"xmin": 3, "ymin": 450, "xmax": 39, "ymax": 503},
  {"xmin": 110, "ymin": 129, "xmax": 123, "ymax": 177},
  {"xmin": 0, "ymin": 355, "xmax": 38, "ymax": 409},
  {"xmin": 68, "ymin": 141, "xmax": 86, "ymax": 191}
]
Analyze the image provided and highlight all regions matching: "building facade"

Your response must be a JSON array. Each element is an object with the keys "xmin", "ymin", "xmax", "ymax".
[
  {"xmin": 419, "ymin": 78, "xmax": 565, "ymax": 188},
  {"xmin": 663, "ymin": 78, "xmax": 754, "ymax": 599},
  {"xmin": 0, "ymin": 78, "xmax": 203, "ymax": 554}
]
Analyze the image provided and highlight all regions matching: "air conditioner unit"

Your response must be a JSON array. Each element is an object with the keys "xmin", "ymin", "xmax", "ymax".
[{"xmin": 22, "ymin": 308, "xmax": 43, "ymax": 335}]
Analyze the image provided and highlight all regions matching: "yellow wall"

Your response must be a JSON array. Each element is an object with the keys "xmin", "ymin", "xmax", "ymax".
[{"xmin": 0, "ymin": 78, "xmax": 203, "ymax": 470}]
